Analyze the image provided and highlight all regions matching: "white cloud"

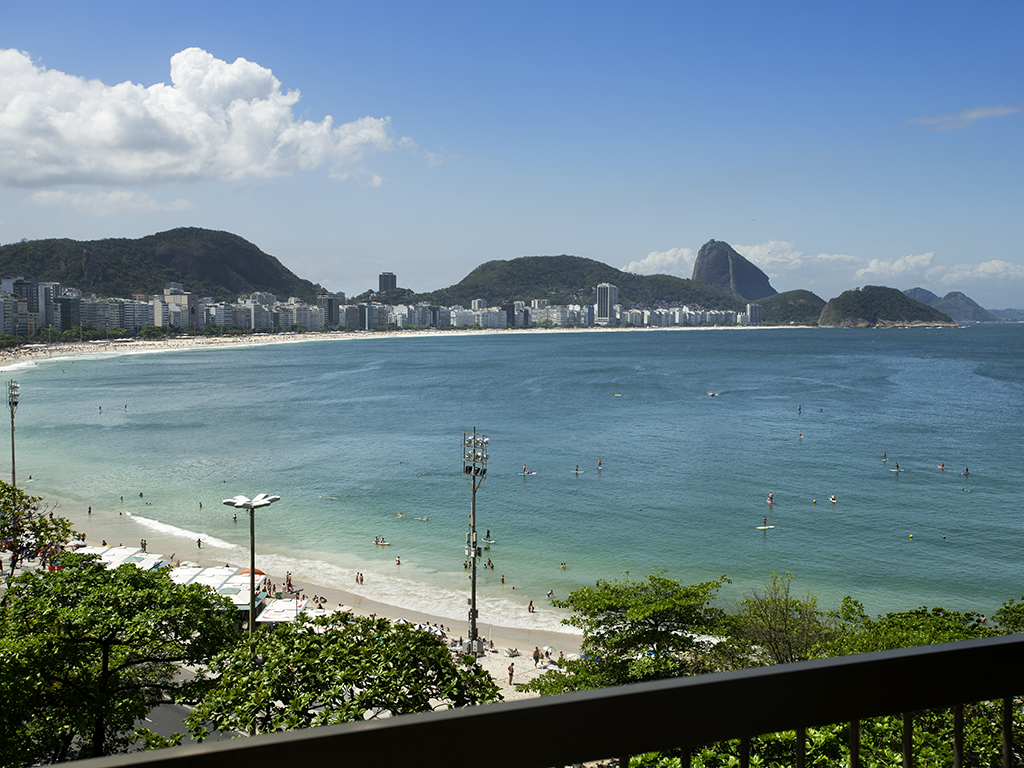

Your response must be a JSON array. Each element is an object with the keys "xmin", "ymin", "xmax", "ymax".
[
  {"xmin": 936, "ymin": 260, "xmax": 1024, "ymax": 284},
  {"xmin": 0, "ymin": 47, "xmax": 407, "ymax": 186},
  {"xmin": 620, "ymin": 247, "xmax": 695, "ymax": 276},
  {"xmin": 734, "ymin": 240, "xmax": 859, "ymax": 270},
  {"xmin": 855, "ymin": 252, "xmax": 935, "ymax": 280},
  {"xmin": 905, "ymin": 103, "xmax": 1023, "ymax": 131},
  {"xmin": 26, "ymin": 189, "xmax": 193, "ymax": 216}
]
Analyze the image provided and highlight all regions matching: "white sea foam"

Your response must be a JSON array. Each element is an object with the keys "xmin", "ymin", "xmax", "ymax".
[{"xmin": 127, "ymin": 513, "xmax": 241, "ymax": 551}]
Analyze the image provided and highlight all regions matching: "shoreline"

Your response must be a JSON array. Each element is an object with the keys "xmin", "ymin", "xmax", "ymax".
[
  {"xmin": 55, "ymin": 501, "xmax": 581, "ymax": 700},
  {"xmin": 0, "ymin": 323, "xmax": 823, "ymax": 373}
]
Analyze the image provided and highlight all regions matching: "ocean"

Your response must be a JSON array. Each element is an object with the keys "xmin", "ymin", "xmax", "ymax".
[{"xmin": 10, "ymin": 324, "xmax": 1024, "ymax": 632}]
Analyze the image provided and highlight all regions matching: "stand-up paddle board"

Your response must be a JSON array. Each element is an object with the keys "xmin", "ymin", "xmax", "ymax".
[
  {"xmin": 518, "ymin": 472, "xmax": 536, "ymax": 476},
  {"xmin": 756, "ymin": 525, "xmax": 775, "ymax": 530},
  {"xmin": 572, "ymin": 470, "xmax": 586, "ymax": 474},
  {"xmin": 766, "ymin": 500, "xmax": 776, "ymax": 505}
]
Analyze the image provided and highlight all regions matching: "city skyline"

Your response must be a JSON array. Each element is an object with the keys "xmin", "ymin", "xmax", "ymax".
[{"xmin": 1, "ymin": 2, "xmax": 1022, "ymax": 307}]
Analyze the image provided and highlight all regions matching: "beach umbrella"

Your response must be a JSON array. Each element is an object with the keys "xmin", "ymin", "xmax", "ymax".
[{"xmin": 239, "ymin": 568, "xmax": 266, "ymax": 576}]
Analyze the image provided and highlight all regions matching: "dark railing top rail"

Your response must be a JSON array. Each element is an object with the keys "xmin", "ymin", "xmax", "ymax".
[{"xmin": 79, "ymin": 634, "xmax": 1024, "ymax": 768}]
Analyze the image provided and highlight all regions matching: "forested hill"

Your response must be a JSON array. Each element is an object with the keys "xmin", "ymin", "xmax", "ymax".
[
  {"xmin": 818, "ymin": 286, "xmax": 955, "ymax": 327},
  {"xmin": 412, "ymin": 255, "xmax": 746, "ymax": 310},
  {"xmin": 0, "ymin": 228, "xmax": 323, "ymax": 303}
]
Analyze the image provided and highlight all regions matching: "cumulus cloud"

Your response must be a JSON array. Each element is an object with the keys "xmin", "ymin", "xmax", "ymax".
[
  {"xmin": 905, "ymin": 103, "xmax": 1022, "ymax": 131},
  {"xmin": 936, "ymin": 260, "xmax": 1024, "ymax": 284},
  {"xmin": 620, "ymin": 247, "xmax": 695, "ymax": 276},
  {"xmin": 734, "ymin": 241, "xmax": 859, "ymax": 270},
  {"xmin": 855, "ymin": 252, "xmax": 935, "ymax": 280},
  {"xmin": 0, "ymin": 47, "xmax": 407, "ymax": 186},
  {"xmin": 26, "ymin": 189, "xmax": 193, "ymax": 216}
]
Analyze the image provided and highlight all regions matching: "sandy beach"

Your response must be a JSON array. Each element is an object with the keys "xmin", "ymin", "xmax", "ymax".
[{"xmin": 43, "ymin": 499, "xmax": 580, "ymax": 701}]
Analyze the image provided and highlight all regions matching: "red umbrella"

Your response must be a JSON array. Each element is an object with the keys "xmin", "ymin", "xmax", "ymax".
[{"xmin": 240, "ymin": 568, "xmax": 266, "ymax": 576}]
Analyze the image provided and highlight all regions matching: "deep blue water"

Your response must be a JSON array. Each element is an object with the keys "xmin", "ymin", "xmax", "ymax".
[{"xmin": 11, "ymin": 324, "xmax": 1024, "ymax": 631}]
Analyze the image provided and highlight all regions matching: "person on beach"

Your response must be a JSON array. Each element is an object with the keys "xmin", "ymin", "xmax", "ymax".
[
  {"xmin": 533, "ymin": 647, "xmax": 540, "ymax": 667},
  {"xmin": 395, "ymin": 556, "xmax": 401, "ymax": 565},
  {"xmin": 528, "ymin": 601, "xmax": 534, "ymax": 613},
  {"xmin": 196, "ymin": 538, "xmax": 201, "ymax": 549},
  {"xmin": 508, "ymin": 663, "xmax": 514, "ymax": 684}
]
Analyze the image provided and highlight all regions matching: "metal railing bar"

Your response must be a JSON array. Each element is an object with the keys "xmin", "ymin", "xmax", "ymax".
[
  {"xmin": 71, "ymin": 635, "xmax": 1024, "ymax": 768},
  {"xmin": 954, "ymin": 702, "xmax": 963, "ymax": 768},
  {"xmin": 902, "ymin": 711, "xmax": 913, "ymax": 767},
  {"xmin": 850, "ymin": 719, "xmax": 860, "ymax": 768}
]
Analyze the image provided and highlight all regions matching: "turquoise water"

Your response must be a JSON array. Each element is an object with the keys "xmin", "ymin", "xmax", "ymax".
[{"xmin": 10, "ymin": 325, "xmax": 1024, "ymax": 631}]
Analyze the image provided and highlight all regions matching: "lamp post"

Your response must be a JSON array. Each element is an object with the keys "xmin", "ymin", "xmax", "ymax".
[
  {"xmin": 461, "ymin": 428, "xmax": 489, "ymax": 656},
  {"xmin": 7, "ymin": 380, "xmax": 19, "ymax": 487},
  {"xmin": 222, "ymin": 493, "xmax": 280, "ymax": 636}
]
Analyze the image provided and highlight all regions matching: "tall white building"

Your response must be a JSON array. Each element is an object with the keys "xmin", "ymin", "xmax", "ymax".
[{"xmin": 596, "ymin": 283, "xmax": 618, "ymax": 326}]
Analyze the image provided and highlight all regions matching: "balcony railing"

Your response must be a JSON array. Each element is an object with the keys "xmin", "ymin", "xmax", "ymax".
[{"xmin": 78, "ymin": 634, "xmax": 1024, "ymax": 768}]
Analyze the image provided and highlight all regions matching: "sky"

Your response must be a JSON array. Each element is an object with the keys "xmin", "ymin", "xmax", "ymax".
[{"xmin": 1, "ymin": 1, "xmax": 1022, "ymax": 307}]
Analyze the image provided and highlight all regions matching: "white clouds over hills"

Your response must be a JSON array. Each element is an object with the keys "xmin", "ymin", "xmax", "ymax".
[{"xmin": 0, "ymin": 48, "xmax": 407, "ymax": 187}]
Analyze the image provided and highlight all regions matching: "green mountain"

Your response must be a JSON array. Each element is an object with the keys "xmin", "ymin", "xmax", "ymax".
[
  {"xmin": 0, "ymin": 228, "xmax": 323, "ymax": 303},
  {"xmin": 758, "ymin": 290, "xmax": 826, "ymax": 326},
  {"xmin": 818, "ymin": 286, "xmax": 955, "ymax": 327},
  {"xmin": 412, "ymin": 255, "xmax": 747, "ymax": 311},
  {"xmin": 903, "ymin": 288, "xmax": 1000, "ymax": 323}
]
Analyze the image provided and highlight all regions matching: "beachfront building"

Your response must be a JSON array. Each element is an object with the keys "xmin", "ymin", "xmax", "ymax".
[
  {"xmin": 163, "ymin": 284, "xmax": 200, "ymax": 329},
  {"xmin": 747, "ymin": 303, "xmax": 763, "ymax": 325},
  {"xmin": 379, "ymin": 272, "xmax": 397, "ymax": 293},
  {"xmin": 596, "ymin": 283, "xmax": 618, "ymax": 326}
]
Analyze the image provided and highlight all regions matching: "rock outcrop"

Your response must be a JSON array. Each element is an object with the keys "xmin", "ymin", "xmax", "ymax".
[{"xmin": 691, "ymin": 240, "xmax": 777, "ymax": 301}]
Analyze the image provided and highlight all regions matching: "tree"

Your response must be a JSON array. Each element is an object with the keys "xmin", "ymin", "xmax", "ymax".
[
  {"xmin": 523, "ymin": 571, "xmax": 732, "ymax": 695},
  {"xmin": 0, "ymin": 555, "xmax": 236, "ymax": 764},
  {"xmin": 820, "ymin": 598, "xmax": 995, "ymax": 657},
  {"xmin": 0, "ymin": 481, "xmax": 75, "ymax": 581},
  {"xmin": 186, "ymin": 613, "xmax": 499, "ymax": 738},
  {"xmin": 735, "ymin": 572, "xmax": 837, "ymax": 665}
]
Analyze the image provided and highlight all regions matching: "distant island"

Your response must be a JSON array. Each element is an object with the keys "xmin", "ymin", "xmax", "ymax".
[{"xmin": 0, "ymin": 228, "xmax": 1007, "ymax": 336}]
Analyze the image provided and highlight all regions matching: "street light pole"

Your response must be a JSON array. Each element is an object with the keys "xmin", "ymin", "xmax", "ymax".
[
  {"xmin": 7, "ymin": 380, "xmax": 19, "ymax": 487},
  {"xmin": 461, "ymin": 428, "xmax": 489, "ymax": 656},
  {"xmin": 222, "ymin": 493, "xmax": 281, "ymax": 636}
]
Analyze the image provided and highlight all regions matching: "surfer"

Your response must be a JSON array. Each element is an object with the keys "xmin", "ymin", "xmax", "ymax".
[
  {"xmin": 939, "ymin": 462, "xmax": 945, "ymax": 470},
  {"xmin": 598, "ymin": 459, "xmax": 602, "ymax": 468},
  {"xmin": 883, "ymin": 452, "xmax": 887, "ymax": 461},
  {"xmin": 523, "ymin": 465, "xmax": 527, "ymax": 474},
  {"xmin": 830, "ymin": 495, "xmax": 836, "ymax": 504}
]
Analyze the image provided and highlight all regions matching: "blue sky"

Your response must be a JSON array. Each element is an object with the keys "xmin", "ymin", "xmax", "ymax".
[{"xmin": 2, "ymin": 1, "xmax": 1022, "ymax": 307}]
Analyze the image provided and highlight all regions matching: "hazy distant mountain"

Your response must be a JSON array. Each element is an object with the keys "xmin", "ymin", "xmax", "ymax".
[
  {"xmin": 902, "ymin": 287, "xmax": 1000, "ymax": 323},
  {"xmin": 989, "ymin": 308, "xmax": 1024, "ymax": 321},
  {"xmin": 819, "ymin": 286, "xmax": 955, "ymax": 327},
  {"xmin": 903, "ymin": 287, "xmax": 940, "ymax": 305},
  {"xmin": 757, "ymin": 290, "xmax": 826, "ymax": 326},
  {"xmin": 415, "ymin": 254, "xmax": 746, "ymax": 310},
  {"xmin": 0, "ymin": 228, "xmax": 323, "ymax": 303},
  {"xmin": 691, "ymin": 239, "xmax": 777, "ymax": 301}
]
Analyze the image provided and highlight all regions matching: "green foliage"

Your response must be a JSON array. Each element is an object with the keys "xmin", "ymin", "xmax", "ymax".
[
  {"xmin": 523, "ymin": 571, "xmax": 731, "ymax": 695},
  {"xmin": 818, "ymin": 286, "xmax": 953, "ymax": 327},
  {"xmin": 735, "ymin": 572, "xmax": 837, "ymax": 665},
  {"xmin": 0, "ymin": 481, "xmax": 75, "ymax": 579},
  {"xmin": 756, "ymin": 290, "xmax": 825, "ymax": 326},
  {"xmin": 187, "ymin": 613, "xmax": 500, "ymax": 738},
  {"xmin": 992, "ymin": 596, "xmax": 1024, "ymax": 633},
  {"xmin": 0, "ymin": 557, "xmax": 236, "ymax": 764},
  {"xmin": 820, "ymin": 598, "xmax": 995, "ymax": 656},
  {"xmin": 0, "ymin": 227, "xmax": 324, "ymax": 304}
]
